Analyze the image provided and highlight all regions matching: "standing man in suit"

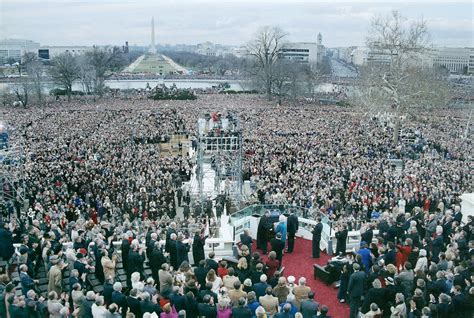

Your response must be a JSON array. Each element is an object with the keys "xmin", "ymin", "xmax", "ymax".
[
  {"xmin": 192, "ymin": 230, "xmax": 207, "ymax": 266},
  {"xmin": 20, "ymin": 264, "xmax": 38, "ymax": 296},
  {"xmin": 257, "ymin": 211, "xmax": 272, "ymax": 254},
  {"xmin": 149, "ymin": 242, "xmax": 166, "ymax": 286},
  {"xmin": 111, "ymin": 282, "xmax": 128, "ymax": 318},
  {"xmin": 300, "ymin": 292, "xmax": 319, "ymax": 318},
  {"xmin": 361, "ymin": 223, "xmax": 374, "ymax": 246},
  {"xmin": 259, "ymin": 287, "xmax": 279, "ymax": 317},
  {"xmin": 312, "ymin": 218, "xmax": 323, "ymax": 258},
  {"xmin": 287, "ymin": 211, "xmax": 299, "ymax": 253},
  {"xmin": 176, "ymin": 234, "xmax": 190, "ymax": 267},
  {"xmin": 240, "ymin": 229, "xmax": 253, "ymax": 253},
  {"xmin": 335, "ymin": 224, "xmax": 348, "ymax": 256},
  {"xmin": 121, "ymin": 234, "xmax": 131, "ymax": 275},
  {"xmin": 165, "ymin": 222, "xmax": 177, "ymax": 255},
  {"xmin": 47, "ymin": 255, "xmax": 65, "ymax": 295},
  {"xmin": 206, "ymin": 252, "xmax": 219, "ymax": 273},
  {"xmin": 347, "ymin": 263, "xmax": 365, "ymax": 318},
  {"xmin": 168, "ymin": 233, "xmax": 178, "ymax": 269}
]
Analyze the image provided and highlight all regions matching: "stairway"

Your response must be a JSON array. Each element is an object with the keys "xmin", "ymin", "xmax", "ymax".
[
  {"xmin": 158, "ymin": 134, "xmax": 190, "ymax": 157},
  {"xmin": 1, "ymin": 250, "xmax": 153, "ymax": 298}
]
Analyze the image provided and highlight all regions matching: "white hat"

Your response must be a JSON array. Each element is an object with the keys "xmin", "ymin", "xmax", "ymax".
[{"xmin": 287, "ymin": 276, "xmax": 295, "ymax": 284}]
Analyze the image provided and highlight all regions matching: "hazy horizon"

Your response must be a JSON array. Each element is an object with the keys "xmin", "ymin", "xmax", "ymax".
[{"xmin": 1, "ymin": 0, "xmax": 472, "ymax": 48}]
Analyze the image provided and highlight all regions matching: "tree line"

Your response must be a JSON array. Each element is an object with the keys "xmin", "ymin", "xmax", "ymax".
[{"xmin": 3, "ymin": 47, "xmax": 138, "ymax": 106}]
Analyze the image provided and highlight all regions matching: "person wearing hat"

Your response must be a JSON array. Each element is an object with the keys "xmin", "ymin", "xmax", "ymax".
[
  {"xmin": 48, "ymin": 256, "xmax": 66, "ymax": 295},
  {"xmin": 384, "ymin": 276, "xmax": 397, "ymax": 307},
  {"xmin": 242, "ymin": 279, "xmax": 253, "ymax": 294},
  {"xmin": 347, "ymin": 263, "xmax": 365, "ymax": 318}
]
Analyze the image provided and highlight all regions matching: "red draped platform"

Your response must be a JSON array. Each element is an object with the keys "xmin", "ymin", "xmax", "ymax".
[{"xmin": 254, "ymin": 238, "xmax": 350, "ymax": 318}]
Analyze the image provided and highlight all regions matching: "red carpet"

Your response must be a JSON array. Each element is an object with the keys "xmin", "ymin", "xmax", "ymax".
[{"xmin": 255, "ymin": 238, "xmax": 350, "ymax": 318}]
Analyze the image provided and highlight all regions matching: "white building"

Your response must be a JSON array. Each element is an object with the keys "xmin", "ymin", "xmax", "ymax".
[
  {"xmin": 0, "ymin": 39, "xmax": 40, "ymax": 63},
  {"xmin": 38, "ymin": 46, "xmax": 92, "ymax": 60},
  {"xmin": 469, "ymin": 49, "xmax": 474, "ymax": 75},
  {"xmin": 280, "ymin": 42, "xmax": 318, "ymax": 63},
  {"xmin": 433, "ymin": 47, "xmax": 471, "ymax": 74},
  {"xmin": 279, "ymin": 33, "xmax": 325, "ymax": 65},
  {"xmin": 332, "ymin": 47, "xmax": 356, "ymax": 64},
  {"xmin": 350, "ymin": 47, "xmax": 369, "ymax": 66},
  {"xmin": 196, "ymin": 42, "xmax": 217, "ymax": 56},
  {"xmin": 231, "ymin": 46, "xmax": 249, "ymax": 58}
]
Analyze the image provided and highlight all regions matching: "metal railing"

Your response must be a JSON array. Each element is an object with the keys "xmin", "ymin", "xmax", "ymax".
[{"xmin": 229, "ymin": 204, "xmax": 329, "ymax": 225}]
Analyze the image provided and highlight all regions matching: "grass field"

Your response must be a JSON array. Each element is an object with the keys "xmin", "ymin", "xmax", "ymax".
[{"xmin": 129, "ymin": 54, "xmax": 182, "ymax": 74}]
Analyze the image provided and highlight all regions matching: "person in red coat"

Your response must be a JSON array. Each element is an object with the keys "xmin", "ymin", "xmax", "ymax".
[
  {"xmin": 265, "ymin": 251, "xmax": 280, "ymax": 279},
  {"xmin": 217, "ymin": 261, "xmax": 228, "ymax": 279},
  {"xmin": 396, "ymin": 238, "xmax": 412, "ymax": 271},
  {"xmin": 90, "ymin": 208, "xmax": 98, "ymax": 224}
]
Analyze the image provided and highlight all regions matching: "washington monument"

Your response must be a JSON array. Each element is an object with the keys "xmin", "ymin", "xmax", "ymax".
[{"xmin": 149, "ymin": 17, "xmax": 157, "ymax": 54}]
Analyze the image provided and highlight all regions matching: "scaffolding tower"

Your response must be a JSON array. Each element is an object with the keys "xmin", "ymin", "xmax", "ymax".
[
  {"xmin": 194, "ymin": 112, "xmax": 243, "ymax": 208},
  {"xmin": 0, "ymin": 120, "xmax": 26, "ymax": 222}
]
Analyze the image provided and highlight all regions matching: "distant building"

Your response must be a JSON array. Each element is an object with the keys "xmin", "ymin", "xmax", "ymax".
[
  {"xmin": 337, "ymin": 45, "xmax": 471, "ymax": 73},
  {"xmin": 231, "ymin": 46, "xmax": 249, "ymax": 58},
  {"xmin": 332, "ymin": 46, "xmax": 357, "ymax": 64},
  {"xmin": 433, "ymin": 47, "xmax": 471, "ymax": 74},
  {"xmin": 196, "ymin": 42, "xmax": 217, "ymax": 56},
  {"xmin": 350, "ymin": 47, "xmax": 369, "ymax": 66},
  {"xmin": 38, "ymin": 46, "xmax": 92, "ymax": 60},
  {"xmin": 279, "ymin": 32, "xmax": 325, "ymax": 65},
  {"xmin": 0, "ymin": 38, "xmax": 40, "ymax": 63},
  {"xmin": 128, "ymin": 44, "xmax": 147, "ymax": 53},
  {"xmin": 469, "ymin": 49, "xmax": 474, "ymax": 74}
]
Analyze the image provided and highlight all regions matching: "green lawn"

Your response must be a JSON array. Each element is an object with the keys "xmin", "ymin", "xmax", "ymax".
[{"xmin": 132, "ymin": 54, "xmax": 180, "ymax": 74}]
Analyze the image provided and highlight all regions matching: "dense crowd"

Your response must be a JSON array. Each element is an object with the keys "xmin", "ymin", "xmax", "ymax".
[{"xmin": 0, "ymin": 94, "xmax": 472, "ymax": 318}]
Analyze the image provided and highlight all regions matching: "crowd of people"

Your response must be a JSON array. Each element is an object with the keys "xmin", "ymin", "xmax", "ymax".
[{"xmin": 0, "ymin": 93, "xmax": 472, "ymax": 317}]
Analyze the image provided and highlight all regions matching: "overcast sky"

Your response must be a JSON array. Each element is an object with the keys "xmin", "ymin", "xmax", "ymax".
[{"xmin": 0, "ymin": 0, "xmax": 472, "ymax": 48}]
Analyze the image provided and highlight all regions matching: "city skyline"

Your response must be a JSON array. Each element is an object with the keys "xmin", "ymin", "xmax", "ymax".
[{"xmin": 0, "ymin": 0, "xmax": 472, "ymax": 48}]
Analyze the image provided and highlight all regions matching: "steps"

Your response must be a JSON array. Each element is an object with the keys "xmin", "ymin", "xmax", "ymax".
[{"xmin": 158, "ymin": 134, "xmax": 190, "ymax": 157}]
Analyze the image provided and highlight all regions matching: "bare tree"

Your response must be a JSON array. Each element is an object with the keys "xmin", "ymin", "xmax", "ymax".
[
  {"xmin": 357, "ymin": 10, "xmax": 450, "ymax": 142},
  {"xmin": 23, "ymin": 52, "xmax": 45, "ymax": 105},
  {"xmin": 85, "ymin": 47, "xmax": 126, "ymax": 97},
  {"xmin": 300, "ymin": 63, "xmax": 323, "ymax": 100},
  {"xmin": 271, "ymin": 60, "xmax": 294, "ymax": 105},
  {"xmin": 10, "ymin": 79, "xmax": 31, "ymax": 107},
  {"xmin": 50, "ymin": 53, "xmax": 80, "ymax": 102},
  {"xmin": 77, "ymin": 54, "xmax": 95, "ymax": 95},
  {"xmin": 247, "ymin": 26, "xmax": 287, "ymax": 100}
]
